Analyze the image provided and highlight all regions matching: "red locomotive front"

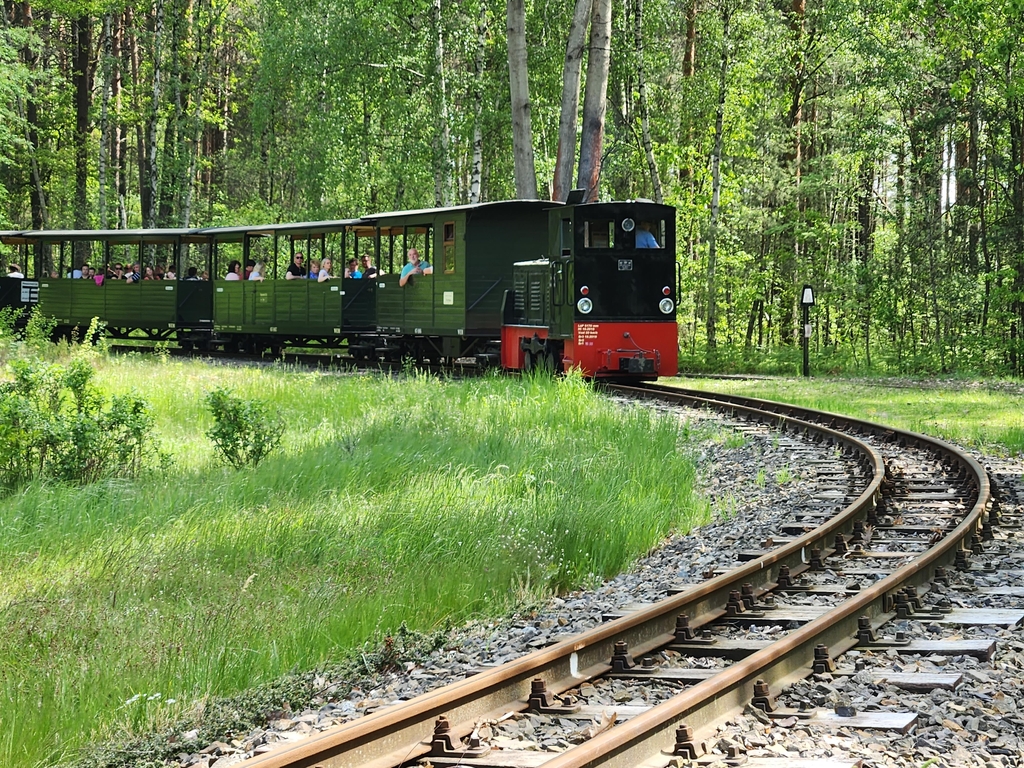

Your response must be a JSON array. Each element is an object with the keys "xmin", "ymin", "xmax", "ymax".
[{"xmin": 501, "ymin": 200, "xmax": 679, "ymax": 381}]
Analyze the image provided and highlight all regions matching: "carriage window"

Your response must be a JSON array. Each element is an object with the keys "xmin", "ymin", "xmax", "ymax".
[
  {"xmin": 405, "ymin": 225, "xmax": 432, "ymax": 266},
  {"xmin": 443, "ymin": 221, "xmax": 456, "ymax": 273},
  {"xmin": 584, "ymin": 220, "xmax": 614, "ymax": 249},
  {"xmin": 385, "ymin": 229, "xmax": 401, "ymax": 274}
]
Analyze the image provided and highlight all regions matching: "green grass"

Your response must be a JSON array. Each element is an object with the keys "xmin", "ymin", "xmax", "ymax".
[
  {"xmin": 0, "ymin": 355, "xmax": 709, "ymax": 768},
  {"xmin": 670, "ymin": 376, "xmax": 1024, "ymax": 454}
]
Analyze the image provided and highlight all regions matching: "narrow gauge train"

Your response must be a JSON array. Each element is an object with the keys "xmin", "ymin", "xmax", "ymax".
[{"xmin": 0, "ymin": 198, "xmax": 678, "ymax": 379}]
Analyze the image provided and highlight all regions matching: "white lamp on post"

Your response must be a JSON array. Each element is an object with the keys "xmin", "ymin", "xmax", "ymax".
[{"xmin": 800, "ymin": 284, "xmax": 815, "ymax": 378}]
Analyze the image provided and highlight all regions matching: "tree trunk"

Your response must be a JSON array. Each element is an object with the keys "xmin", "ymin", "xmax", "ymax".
[
  {"xmin": 1009, "ymin": 92, "xmax": 1024, "ymax": 373},
  {"xmin": 632, "ymin": 0, "xmax": 662, "ymax": 203},
  {"xmin": 552, "ymin": 0, "xmax": 592, "ymax": 201},
  {"xmin": 432, "ymin": 0, "xmax": 453, "ymax": 207},
  {"xmin": 507, "ymin": 0, "xmax": 537, "ymax": 199},
  {"xmin": 113, "ymin": 10, "xmax": 127, "ymax": 228},
  {"xmin": 469, "ymin": 4, "xmax": 488, "ymax": 204},
  {"xmin": 182, "ymin": 0, "xmax": 212, "ymax": 227},
  {"xmin": 98, "ymin": 13, "xmax": 112, "ymax": 229},
  {"xmin": 705, "ymin": 4, "xmax": 731, "ymax": 353},
  {"xmin": 146, "ymin": 0, "xmax": 165, "ymax": 230},
  {"xmin": 158, "ymin": 0, "xmax": 181, "ymax": 227},
  {"xmin": 11, "ymin": 1, "xmax": 48, "ymax": 229},
  {"xmin": 683, "ymin": 0, "xmax": 697, "ymax": 78},
  {"xmin": 127, "ymin": 7, "xmax": 149, "ymax": 226},
  {"xmin": 577, "ymin": 0, "xmax": 611, "ymax": 202},
  {"xmin": 72, "ymin": 13, "xmax": 91, "ymax": 235},
  {"xmin": 857, "ymin": 159, "xmax": 873, "ymax": 367}
]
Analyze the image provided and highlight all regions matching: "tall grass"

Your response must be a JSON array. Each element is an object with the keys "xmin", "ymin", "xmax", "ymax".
[
  {"xmin": 671, "ymin": 376, "xmax": 1024, "ymax": 454},
  {"xmin": 0, "ymin": 357, "xmax": 708, "ymax": 767}
]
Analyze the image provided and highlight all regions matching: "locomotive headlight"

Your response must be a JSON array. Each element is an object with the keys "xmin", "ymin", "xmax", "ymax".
[
  {"xmin": 577, "ymin": 297, "xmax": 594, "ymax": 314},
  {"xmin": 621, "ymin": 218, "xmax": 635, "ymax": 232},
  {"xmin": 659, "ymin": 298, "xmax": 675, "ymax": 314}
]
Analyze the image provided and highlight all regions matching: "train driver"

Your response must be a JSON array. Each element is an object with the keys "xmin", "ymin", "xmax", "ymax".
[
  {"xmin": 398, "ymin": 248, "xmax": 432, "ymax": 286},
  {"xmin": 635, "ymin": 221, "xmax": 660, "ymax": 248},
  {"xmin": 8, "ymin": 264, "xmax": 24, "ymax": 278}
]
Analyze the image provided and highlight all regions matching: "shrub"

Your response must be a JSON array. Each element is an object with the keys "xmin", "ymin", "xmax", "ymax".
[
  {"xmin": 204, "ymin": 387, "xmax": 284, "ymax": 469},
  {"xmin": 0, "ymin": 357, "xmax": 157, "ymax": 490},
  {"xmin": 22, "ymin": 307, "xmax": 57, "ymax": 354}
]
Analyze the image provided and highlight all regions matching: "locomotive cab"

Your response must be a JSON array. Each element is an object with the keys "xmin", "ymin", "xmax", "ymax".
[{"xmin": 502, "ymin": 200, "xmax": 679, "ymax": 379}]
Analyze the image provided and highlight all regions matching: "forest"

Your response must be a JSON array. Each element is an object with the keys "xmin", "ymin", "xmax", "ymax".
[{"xmin": 1, "ymin": 0, "xmax": 1023, "ymax": 375}]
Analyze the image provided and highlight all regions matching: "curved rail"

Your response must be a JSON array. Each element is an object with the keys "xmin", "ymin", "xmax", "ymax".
[{"xmin": 243, "ymin": 385, "xmax": 989, "ymax": 768}]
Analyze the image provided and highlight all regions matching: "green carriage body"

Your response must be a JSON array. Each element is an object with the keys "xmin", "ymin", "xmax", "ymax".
[
  {"xmin": 361, "ymin": 200, "xmax": 554, "ymax": 356},
  {"xmin": 28, "ymin": 229, "xmax": 212, "ymax": 338},
  {"xmin": 212, "ymin": 280, "xmax": 345, "ymax": 337},
  {"xmin": 203, "ymin": 220, "xmax": 365, "ymax": 347}
]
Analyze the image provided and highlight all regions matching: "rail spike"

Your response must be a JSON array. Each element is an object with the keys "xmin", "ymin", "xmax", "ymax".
[
  {"xmin": 611, "ymin": 640, "xmax": 636, "ymax": 672},
  {"xmin": 673, "ymin": 723, "xmax": 706, "ymax": 758},
  {"xmin": 750, "ymin": 679, "xmax": 777, "ymax": 713},
  {"xmin": 429, "ymin": 715, "xmax": 491, "ymax": 758},
  {"xmin": 526, "ymin": 678, "xmax": 580, "ymax": 714}
]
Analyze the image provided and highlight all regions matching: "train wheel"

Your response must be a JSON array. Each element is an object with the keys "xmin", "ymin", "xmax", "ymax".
[{"xmin": 523, "ymin": 350, "xmax": 534, "ymax": 372}]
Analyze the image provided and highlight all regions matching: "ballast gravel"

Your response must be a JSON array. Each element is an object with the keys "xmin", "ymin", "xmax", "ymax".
[{"xmin": 168, "ymin": 407, "xmax": 1024, "ymax": 768}]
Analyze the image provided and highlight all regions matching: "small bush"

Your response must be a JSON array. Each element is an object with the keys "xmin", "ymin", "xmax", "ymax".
[
  {"xmin": 23, "ymin": 307, "xmax": 58, "ymax": 353},
  {"xmin": 0, "ymin": 357, "xmax": 157, "ymax": 490},
  {"xmin": 204, "ymin": 387, "xmax": 284, "ymax": 469}
]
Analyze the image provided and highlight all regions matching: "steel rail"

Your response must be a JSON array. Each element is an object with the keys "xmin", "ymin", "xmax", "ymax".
[
  {"xmin": 244, "ymin": 391, "xmax": 887, "ymax": 768},
  {"xmin": 533, "ymin": 384, "xmax": 990, "ymax": 768}
]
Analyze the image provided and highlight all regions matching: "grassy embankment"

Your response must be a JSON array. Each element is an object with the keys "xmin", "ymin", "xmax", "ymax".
[
  {"xmin": 0, "ymin": 356, "xmax": 709, "ymax": 768},
  {"xmin": 672, "ymin": 377, "xmax": 1024, "ymax": 454}
]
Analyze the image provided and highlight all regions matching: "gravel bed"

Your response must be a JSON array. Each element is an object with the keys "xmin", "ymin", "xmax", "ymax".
[
  {"xmin": 169, "ymin": 409, "xmax": 1024, "ymax": 768},
  {"xmin": 694, "ymin": 447, "xmax": 1024, "ymax": 768}
]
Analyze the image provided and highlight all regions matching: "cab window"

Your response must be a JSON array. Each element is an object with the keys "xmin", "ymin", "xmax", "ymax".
[
  {"xmin": 560, "ymin": 218, "xmax": 573, "ymax": 256},
  {"xmin": 584, "ymin": 220, "xmax": 614, "ymax": 249}
]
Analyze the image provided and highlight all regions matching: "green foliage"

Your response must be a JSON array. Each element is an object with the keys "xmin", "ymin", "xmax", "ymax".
[
  {"xmin": 4, "ymin": 0, "xmax": 1024, "ymax": 375},
  {"xmin": 204, "ymin": 387, "xmax": 284, "ymax": 468},
  {"xmin": 0, "ymin": 358, "xmax": 707, "ymax": 768},
  {"xmin": 22, "ymin": 307, "xmax": 58, "ymax": 355},
  {"xmin": 0, "ymin": 356, "xmax": 156, "ymax": 490},
  {"xmin": 0, "ymin": 306, "xmax": 21, "ymax": 358}
]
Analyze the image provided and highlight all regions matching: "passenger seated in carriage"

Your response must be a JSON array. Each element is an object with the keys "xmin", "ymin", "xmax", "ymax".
[{"xmin": 399, "ymin": 248, "xmax": 432, "ymax": 286}]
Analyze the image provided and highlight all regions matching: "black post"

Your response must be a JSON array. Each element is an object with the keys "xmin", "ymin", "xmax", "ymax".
[{"xmin": 802, "ymin": 301, "xmax": 810, "ymax": 378}]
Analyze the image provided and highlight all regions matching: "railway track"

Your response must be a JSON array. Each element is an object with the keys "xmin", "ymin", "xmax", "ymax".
[{"xmin": 223, "ymin": 382, "xmax": 1011, "ymax": 768}]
